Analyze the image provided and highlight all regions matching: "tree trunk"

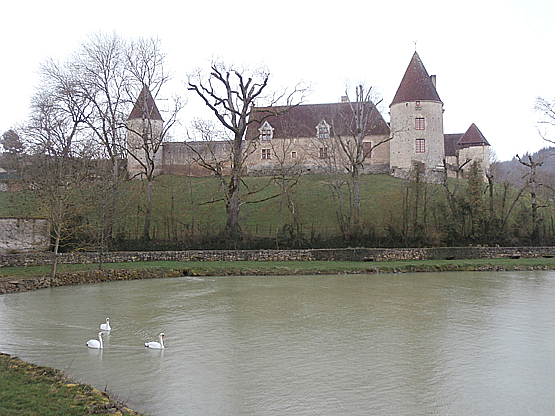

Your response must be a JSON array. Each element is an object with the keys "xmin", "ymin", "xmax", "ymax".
[
  {"xmin": 142, "ymin": 178, "xmax": 153, "ymax": 240},
  {"xmin": 51, "ymin": 232, "xmax": 60, "ymax": 279},
  {"xmin": 352, "ymin": 166, "xmax": 361, "ymax": 232},
  {"xmin": 226, "ymin": 174, "xmax": 241, "ymax": 235}
]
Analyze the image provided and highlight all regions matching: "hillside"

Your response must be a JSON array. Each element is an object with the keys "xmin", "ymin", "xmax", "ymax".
[{"xmin": 1, "ymin": 170, "xmax": 553, "ymax": 249}]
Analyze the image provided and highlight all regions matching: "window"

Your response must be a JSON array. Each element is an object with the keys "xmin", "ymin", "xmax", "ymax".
[
  {"xmin": 317, "ymin": 120, "xmax": 330, "ymax": 139},
  {"xmin": 262, "ymin": 149, "xmax": 271, "ymax": 159},
  {"xmin": 291, "ymin": 151, "xmax": 297, "ymax": 159},
  {"xmin": 415, "ymin": 138, "xmax": 426, "ymax": 153},
  {"xmin": 363, "ymin": 142, "xmax": 372, "ymax": 158},
  {"xmin": 258, "ymin": 121, "xmax": 274, "ymax": 141},
  {"xmin": 319, "ymin": 147, "xmax": 328, "ymax": 159},
  {"xmin": 415, "ymin": 117, "xmax": 425, "ymax": 130}
]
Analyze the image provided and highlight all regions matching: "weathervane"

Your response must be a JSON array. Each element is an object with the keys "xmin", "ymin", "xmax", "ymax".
[{"xmin": 413, "ymin": 40, "xmax": 418, "ymax": 52}]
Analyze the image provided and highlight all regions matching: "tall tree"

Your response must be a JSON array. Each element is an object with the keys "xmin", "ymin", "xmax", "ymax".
[
  {"xmin": 22, "ymin": 83, "xmax": 96, "ymax": 277},
  {"xmin": 124, "ymin": 38, "xmax": 184, "ymax": 240},
  {"xmin": 38, "ymin": 33, "xmax": 130, "ymax": 250},
  {"xmin": 187, "ymin": 61, "xmax": 306, "ymax": 236},
  {"xmin": 332, "ymin": 85, "xmax": 390, "ymax": 234}
]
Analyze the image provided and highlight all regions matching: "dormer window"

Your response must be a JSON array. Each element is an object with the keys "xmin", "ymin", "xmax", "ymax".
[
  {"xmin": 259, "ymin": 121, "xmax": 274, "ymax": 141},
  {"xmin": 317, "ymin": 120, "xmax": 330, "ymax": 139}
]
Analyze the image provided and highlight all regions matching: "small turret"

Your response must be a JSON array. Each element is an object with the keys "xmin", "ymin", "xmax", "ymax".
[{"xmin": 126, "ymin": 86, "xmax": 164, "ymax": 179}]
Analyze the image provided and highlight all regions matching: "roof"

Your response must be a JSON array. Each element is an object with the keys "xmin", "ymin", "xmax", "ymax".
[
  {"xmin": 128, "ymin": 85, "xmax": 163, "ymax": 121},
  {"xmin": 390, "ymin": 52, "xmax": 442, "ymax": 106},
  {"xmin": 444, "ymin": 123, "xmax": 490, "ymax": 156},
  {"xmin": 458, "ymin": 123, "xmax": 490, "ymax": 147},
  {"xmin": 245, "ymin": 101, "xmax": 390, "ymax": 140}
]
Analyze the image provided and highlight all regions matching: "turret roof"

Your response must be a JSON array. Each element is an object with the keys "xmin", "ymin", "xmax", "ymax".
[
  {"xmin": 458, "ymin": 123, "xmax": 490, "ymax": 147},
  {"xmin": 444, "ymin": 123, "xmax": 490, "ymax": 156},
  {"xmin": 128, "ymin": 85, "xmax": 163, "ymax": 121},
  {"xmin": 390, "ymin": 52, "xmax": 442, "ymax": 106}
]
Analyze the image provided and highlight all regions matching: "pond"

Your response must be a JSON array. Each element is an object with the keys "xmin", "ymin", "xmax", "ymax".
[{"xmin": 1, "ymin": 271, "xmax": 555, "ymax": 415}]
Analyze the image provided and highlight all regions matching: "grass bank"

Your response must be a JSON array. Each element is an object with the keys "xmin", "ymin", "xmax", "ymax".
[
  {"xmin": 2, "ymin": 257, "xmax": 555, "ymax": 280},
  {"xmin": 0, "ymin": 353, "xmax": 145, "ymax": 416}
]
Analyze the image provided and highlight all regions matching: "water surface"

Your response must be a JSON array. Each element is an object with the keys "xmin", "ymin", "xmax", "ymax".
[{"xmin": 1, "ymin": 271, "xmax": 554, "ymax": 415}]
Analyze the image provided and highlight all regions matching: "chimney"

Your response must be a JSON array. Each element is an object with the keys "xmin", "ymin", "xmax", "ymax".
[
  {"xmin": 341, "ymin": 96, "xmax": 348, "ymax": 103},
  {"xmin": 430, "ymin": 75, "xmax": 437, "ymax": 88}
]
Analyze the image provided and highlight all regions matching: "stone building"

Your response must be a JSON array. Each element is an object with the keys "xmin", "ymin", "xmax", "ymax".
[
  {"xmin": 389, "ymin": 52, "xmax": 490, "ymax": 180},
  {"xmin": 126, "ymin": 85, "xmax": 164, "ymax": 179},
  {"xmin": 126, "ymin": 52, "xmax": 490, "ymax": 180},
  {"xmin": 244, "ymin": 101, "xmax": 391, "ymax": 176}
]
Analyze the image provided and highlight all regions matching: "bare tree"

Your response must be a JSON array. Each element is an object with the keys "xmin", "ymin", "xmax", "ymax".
[
  {"xmin": 187, "ymin": 61, "xmax": 306, "ymax": 236},
  {"xmin": 22, "ymin": 83, "xmax": 97, "ymax": 277},
  {"xmin": 39, "ymin": 33, "xmax": 182, "ymax": 244},
  {"xmin": 124, "ymin": 37, "xmax": 184, "ymax": 240},
  {"xmin": 535, "ymin": 96, "xmax": 555, "ymax": 144},
  {"xmin": 37, "ymin": 33, "xmax": 131, "ymax": 253},
  {"xmin": 332, "ymin": 85, "xmax": 390, "ymax": 233},
  {"xmin": 516, "ymin": 153, "xmax": 548, "ymax": 241}
]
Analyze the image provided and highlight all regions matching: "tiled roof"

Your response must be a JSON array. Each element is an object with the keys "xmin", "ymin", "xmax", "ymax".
[
  {"xmin": 444, "ymin": 123, "xmax": 490, "ymax": 156},
  {"xmin": 444, "ymin": 133, "xmax": 464, "ymax": 157},
  {"xmin": 128, "ymin": 85, "xmax": 163, "ymax": 121},
  {"xmin": 390, "ymin": 52, "xmax": 442, "ymax": 106},
  {"xmin": 245, "ymin": 102, "xmax": 390, "ymax": 140},
  {"xmin": 458, "ymin": 123, "xmax": 490, "ymax": 147}
]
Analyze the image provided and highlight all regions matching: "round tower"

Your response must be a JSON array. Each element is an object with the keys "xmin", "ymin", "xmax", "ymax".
[{"xmin": 389, "ymin": 52, "xmax": 444, "ymax": 179}]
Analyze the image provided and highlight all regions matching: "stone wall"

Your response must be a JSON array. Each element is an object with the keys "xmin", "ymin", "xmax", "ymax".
[
  {"xmin": 1, "ymin": 246, "xmax": 554, "ymax": 268},
  {"xmin": 0, "ymin": 218, "xmax": 50, "ymax": 254},
  {"xmin": 0, "ymin": 268, "xmax": 183, "ymax": 294}
]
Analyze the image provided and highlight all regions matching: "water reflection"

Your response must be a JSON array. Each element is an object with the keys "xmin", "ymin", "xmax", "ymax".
[{"xmin": 0, "ymin": 271, "xmax": 555, "ymax": 415}]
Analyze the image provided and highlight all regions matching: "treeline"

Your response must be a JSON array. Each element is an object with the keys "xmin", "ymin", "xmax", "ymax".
[{"xmin": 3, "ymin": 154, "xmax": 554, "ymax": 252}]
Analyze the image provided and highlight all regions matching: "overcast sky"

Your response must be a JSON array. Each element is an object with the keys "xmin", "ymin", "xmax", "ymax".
[{"xmin": 2, "ymin": 0, "xmax": 554, "ymax": 161}]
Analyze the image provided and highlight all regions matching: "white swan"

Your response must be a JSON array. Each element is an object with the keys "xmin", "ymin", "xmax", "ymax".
[
  {"xmin": 145, "ymin": 333, "xmax": 165, "ymax": 349},
  {"xmin": 86, "ymin": 332, "xmax": 104, "ymax": 349},
  {"xmin": 100, "ymin": 318, "xmax": 111, "ymax": 331}
]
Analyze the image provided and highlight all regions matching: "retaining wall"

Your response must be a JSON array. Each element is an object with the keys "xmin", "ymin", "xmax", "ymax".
[{"xmin": 1, "ymin": 246, "xmax": 555, "ymax": 268}]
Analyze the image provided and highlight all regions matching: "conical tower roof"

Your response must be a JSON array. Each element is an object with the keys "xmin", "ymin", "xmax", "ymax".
[
  {"xmin": 390, "ymin": 52, "xmax": 442, "ymax": 106},
  {"xmin": 458, "ymin": 123, "xmax": 490, "ymax": 146},
  {"xmin": 128, "ymin": 85, "xmax": 163, "ymax": 121}
]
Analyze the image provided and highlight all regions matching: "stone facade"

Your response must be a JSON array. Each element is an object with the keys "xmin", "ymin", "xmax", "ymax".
[{"xmin": 244, "ymin": 101, "xmax": 391, "ymax": 176}]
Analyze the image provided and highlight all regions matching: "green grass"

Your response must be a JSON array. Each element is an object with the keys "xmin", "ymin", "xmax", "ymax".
[
  {"xmin": 0, "ymin": 174, "xmax": 407, "ymax": 239},
  {"xmin": 0, "ymin": 354, "xmax": 144, "ymax": 415}
]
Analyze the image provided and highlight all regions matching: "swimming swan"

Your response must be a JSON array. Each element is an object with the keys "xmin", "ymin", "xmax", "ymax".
[
  {"xmin": 86, "ymin": 332, "xmax": 104, "ymax": 349},
  {"xmin": 100, "ymin": 318, "xmax": 111, "ymax": 331},
  {"xmin": 145, "ymin": 333, "xmax": 165, "ymax": 349}
]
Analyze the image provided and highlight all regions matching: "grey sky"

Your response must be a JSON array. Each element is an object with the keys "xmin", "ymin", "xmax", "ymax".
[{"xmin": 2, "ymin": 0, "xmax": 554, "ymax": 161}]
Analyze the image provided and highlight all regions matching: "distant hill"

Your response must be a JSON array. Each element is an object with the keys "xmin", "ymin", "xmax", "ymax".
[{"xmin": 491, "ymin": 146, "xmax": 555, "ymax": 187}]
